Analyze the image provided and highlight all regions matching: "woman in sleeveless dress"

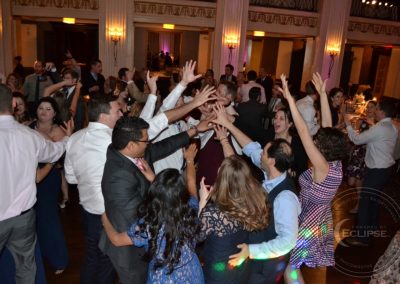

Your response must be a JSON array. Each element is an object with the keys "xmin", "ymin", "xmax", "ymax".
[{"xmin": 278, "ymin": 74, "xmax": 349, "ymax": 284}]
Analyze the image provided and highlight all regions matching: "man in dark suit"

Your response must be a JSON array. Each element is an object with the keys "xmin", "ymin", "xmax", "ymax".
[
  {"xmin": 219, "ymin": 64, "xmax": 237, "ymax": 84},
  {"xmin": 100, "ymin": 116, "xmax": 208, "ymax": 283},
  {"xmin": 235, "ymin": 87, "xmax": 268, "ymax": 147},
  {"xmin": 256, "ymin": 67, "xmax": 273, "ymax": 104},
  {"xmin": 82, "ymin": 59, "xmax": 105, "ymax": 95}
]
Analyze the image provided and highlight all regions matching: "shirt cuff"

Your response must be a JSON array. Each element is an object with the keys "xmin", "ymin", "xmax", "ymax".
[{"xmin": 242, "ymin": 141, "xmax": 261, "ymax": 156}]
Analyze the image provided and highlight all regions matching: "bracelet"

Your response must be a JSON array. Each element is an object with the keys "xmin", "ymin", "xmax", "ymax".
[{"xmin": 186, "ymin": 160, "xmax": 194, "ymax": 164}]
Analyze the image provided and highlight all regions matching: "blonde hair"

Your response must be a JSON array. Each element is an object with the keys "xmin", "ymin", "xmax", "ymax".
[{"xmin": 210, "ymin": 156, "xmax": 270, "ymax": 231}]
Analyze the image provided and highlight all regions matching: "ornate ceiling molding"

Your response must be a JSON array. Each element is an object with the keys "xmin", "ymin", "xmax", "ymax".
[
  {"xmin": 134, "ymin": 1, "xmax": 216, "ymax": 20},
  {"xmin": 11, "ymin": 0, "xmax": 99, "ymax": 10},
  {"xmin": 248, "ymin": 10, "xmax": 318, "ymax": 29},
  {"xmin": 348, "ymin": 20, "xmax": 400, "ymax": 37}
]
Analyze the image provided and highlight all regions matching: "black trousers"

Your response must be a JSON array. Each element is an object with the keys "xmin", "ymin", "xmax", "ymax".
[
  {"xmin": 248, "ymin": 254, "xmax": 290, "ymax": 284},
  {"xmin": 356, "ymin": 166, "xmax": 394, "ymax": 244},
  {"xmin": 80, "ymin": 208, "xmax": 116, "ymax": 284}
]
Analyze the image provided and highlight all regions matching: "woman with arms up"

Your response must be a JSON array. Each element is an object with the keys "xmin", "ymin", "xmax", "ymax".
[{"xmin": 279, "ymin": 73, "xmax": 349, "ymax": 284}]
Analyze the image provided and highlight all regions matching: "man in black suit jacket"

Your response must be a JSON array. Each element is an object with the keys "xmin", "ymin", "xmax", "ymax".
[
  {"xmin": 220, "ymin": 63, "xmax": 237, "ymax": 84},
  {"xmin": 100, "ymin": 116, "xmax": 207, "ymax": 283},
  {"xmin": 82, "ymin": 59, "xmax": 105, "ymax": 95},
  {"xmin": 256, "ymin": 67, "xmax": 273, "ymax": 104},
  {"xmin": 235, "ymin": 86, "xmax": 268, "ymax": 147}
]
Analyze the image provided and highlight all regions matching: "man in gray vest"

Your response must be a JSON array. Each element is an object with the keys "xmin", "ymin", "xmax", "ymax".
[{"xmin": 212, "ymin": 106, "xmax": 301, "ymax": 284}]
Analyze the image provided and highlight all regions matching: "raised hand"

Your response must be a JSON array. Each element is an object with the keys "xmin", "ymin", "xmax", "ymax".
[
  {"xmin": 193, "ymin": 85, "xmax": 216, "ymax": 107},
  {"xmin": 63, "ymin": 77, "xmax": 75, "ymax": 87},
  {"xmin": 199, "ymin": 177, "xmax": 212, "ymax": 203},
  {"xmin": 214, "ymin": 124, "xmax": 229, "ymax": 141},
  {"xmin": 311, "ymin": 72, "xmax": 327, "ymax": 95},
  {"xmin": 60, "ymin": 119, "xmax": 75, "ymax": 137},
  {"xmin": 277, "ymin": 74, "xmax": 294, "ymax": 103},
  {"xmin": 137, "ymin": 158, "xmax": 155, "ymax": 182},
  {"xmin": 76, "ymin": 81, "xmax": 82, "ymax": 90},
  {"xmin": 181, "ymin": 60, "xmax": 202, "ymax": 86},
  {"xmin": 211, "ymin": 103, "xmax": 232, "ymax": 128},
  {"xmin": 146, "ymin": 71, "xmax": 158, "ymax": 95},
  {"xmin": 126, "ymin": 68, "xmax": 135, "ymax": 81},
  {"xmin": 183, "ymin": 143, "xmax": 198, "ymax": 163}
]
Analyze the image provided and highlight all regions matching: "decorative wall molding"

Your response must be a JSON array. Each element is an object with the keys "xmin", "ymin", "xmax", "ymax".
[
  {"xmin": 134, "ymin": 1, "xmax": 216, "ymax": 20},
  {"xmin": 248, "ymin": 10, "xmax": 318, "ymax": 28},
  {"xmin": 12, "ymin": 0, "xmax": 99, "ymax": 10},
  {"xmin": 247, "ymin": 6, "xmax": 318, "ymax": 36},
  {"xmin": 348, "ymin": 19, "xmax": 400, "ymax": 37},
  {"xmin": 347, "ymin": 16, "xmax": 400, "ymax": 44}
]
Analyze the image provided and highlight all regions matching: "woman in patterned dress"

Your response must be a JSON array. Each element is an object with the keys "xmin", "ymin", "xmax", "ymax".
[{"xmin": 278, "ymin": 73, "xmax": 349, "ymax": 284}]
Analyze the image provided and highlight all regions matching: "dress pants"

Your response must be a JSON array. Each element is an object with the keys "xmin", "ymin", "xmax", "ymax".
[
  {"xmin": 357, "ymin": 166, "xmax": 394, "ymax": 244},
  {"xmin": 80, "ymin": 208, "xmax": 116, "ymax": 284},
  {"xmin": 0, "ymin": 209, "xmax": 36, "ymax": 284},
  {"xmin": 248, "ymin": 254, "xmax": 290, "ymax": 284}
]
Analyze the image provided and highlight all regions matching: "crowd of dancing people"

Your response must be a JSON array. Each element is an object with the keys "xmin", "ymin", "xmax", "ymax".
[{"xmin": 0, "ymin": 51, "xmax": 399, "ymax": 284}]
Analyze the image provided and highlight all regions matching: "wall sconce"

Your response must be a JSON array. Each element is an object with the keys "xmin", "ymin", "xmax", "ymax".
[
  {"xmin": 62, "ymin": 18, "xmax": 75, "ymax": 24},
  {"xmin": 253, "ymin": 31, "xmax": 265, "ymax": 37},
  {"xmin": 327, "ymin": 46, "xmax": 340, "ymax": 78},
  {"xmin": 163, "ymin": 24, "xmax": 175, "ymax": 30},
  {"xmin": 109, "ymin": 29, "xmax": 123, "ymax": 66},
  {"xmin": 225, "ymin": 36, "xmax": 239, "ymax": 64}
]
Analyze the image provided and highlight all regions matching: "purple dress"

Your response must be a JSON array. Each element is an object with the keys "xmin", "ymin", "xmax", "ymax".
[{"xmin": 290, "ymin": 161, "xmax": 343, "ymax": 268}]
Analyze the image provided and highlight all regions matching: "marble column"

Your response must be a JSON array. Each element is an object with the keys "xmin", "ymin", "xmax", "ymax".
[
  {"xmin": 311, "ymin": 0, "xmax": 352, "ymax": 90},
  {"xmin": 99, "ymin": 0, "xmax": 134, "ymax": 77},
  {"xmin": 213, "ymin": 0, "xmax": 249, "ymax": 77},
  {"xmin": 0, "ymin": 0, "xmax": 13, "ymax": 77}
]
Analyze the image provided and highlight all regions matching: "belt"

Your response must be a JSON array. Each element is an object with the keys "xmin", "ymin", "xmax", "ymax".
[{"xmin": 20, "ymin": 208, "xmax": 32, "ymax": 216}]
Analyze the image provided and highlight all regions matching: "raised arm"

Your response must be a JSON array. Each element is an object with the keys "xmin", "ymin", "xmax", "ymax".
[
  {"xmin": 212, "ymin": 103, "xmax": 252, "ymax": 148},
  {"xmin": 163, "ymin": 85, "xmax": 215, "ymax": 123},
  {"xmin": 43, "ymin": 79, "xmax": 73, "ymax": 97},
  {"xmin": 184, "ymin": 143, "xmax": 198, "ymax": 198},
  {"xmin": 69, "ymin": 82, "xmax": 81, "ymax": 117},
  {"xmin": 101, "ymin": 214, "xmax": 133, "ymax": 247},
  {"xmin": 139, "ymin": 71, "xmax": 158, "ymax": 121},
  {"xmin": 159, "ymin": 60, "xmax": 202, "ymax": 113},
  {"xmin": 279, "ymin": 74, "xmax": 329, "ymax": 183},
  {"xmin": 214, "ymin": 124, "xmax": 235, "ymax": 157},
  {"xmin": 312, "ymin": 72, "xmax": 332, "ymax": 128}
]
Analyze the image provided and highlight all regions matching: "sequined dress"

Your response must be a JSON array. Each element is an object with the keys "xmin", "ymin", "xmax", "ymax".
[{"xmin": 289, "ymin": 161, "xmax": 343, "ymax": 268}]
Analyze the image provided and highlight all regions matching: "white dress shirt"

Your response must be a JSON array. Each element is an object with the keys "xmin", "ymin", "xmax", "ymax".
[
  {"xmin": 140, "ymin": 82, "xmax": 188, "ymax": 173},
  {"xmin": 347, "ymin": 117, "xmax": 398, "ymax": 169},
  {"xmin": 0, "ymin": 115, "xmax": 68, "ymax": 221},
  {"xmin": 139, "ymin": 83, "xmax": 186, "ymax": 140},
  {"xmin": 239, "ymin": 81, "xmax": 267, "ymax": 103},
  {"xmin": 242, "ymin": 141, "xmax": 301, "ymax": 259},
  {"xmin": 64, "ymin": 122, "xmax": 113, "ymax": 215},
  {"xmin": 296, "ymin": 95, "xmax": 320, "ymax": 136}
]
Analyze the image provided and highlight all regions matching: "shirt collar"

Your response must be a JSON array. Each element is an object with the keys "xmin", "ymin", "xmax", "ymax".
[
  {"xmin": 263, "ymin": 171, "xmax": 287, "ymax": 193},
  {"xmin": 87, "ymin": 122, "xmax": 112, "ymax": 130},
  {"xmin": 379, "ymin": 117, "xmax": 392, "ymax": 124},
  {"xmin": 0, "ymin": 115, "xmax": 15, "ymax": 122}
]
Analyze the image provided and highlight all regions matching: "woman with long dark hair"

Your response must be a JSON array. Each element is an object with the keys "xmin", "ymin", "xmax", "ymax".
[{"xmin": 102, "ymin": 159, "xmax": 204, "ymax": 283}]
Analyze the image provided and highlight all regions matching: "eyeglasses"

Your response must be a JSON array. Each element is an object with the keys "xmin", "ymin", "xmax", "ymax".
[{"xmin": 132, "ymin": 138, "xmax": 153, "ymax": 144}]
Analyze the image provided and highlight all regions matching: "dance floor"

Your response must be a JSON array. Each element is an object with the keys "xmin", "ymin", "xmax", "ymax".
[{"xmin": 45, "ymin": 170, "xmax": 400, "ymax": 284}]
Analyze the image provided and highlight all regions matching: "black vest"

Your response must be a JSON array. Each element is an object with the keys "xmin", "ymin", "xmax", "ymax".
[{"xmin": 249, "ymin": 175, "xmax": 297, "ymax": 244}]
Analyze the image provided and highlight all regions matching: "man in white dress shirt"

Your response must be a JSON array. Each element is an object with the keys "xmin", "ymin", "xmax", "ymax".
[
  {"xmin": 345, "ymin": 100, "xmax": 398, "ymax": 246},
  {"xmin": 64, "ymin": 96, "xmax": 123, "ymax": 283},
  {"xmin": 296, "ymin": 81, "xmax": 319, "ymax": 136},
  {"xmin": 0, "ymin": 84, "xmax": 71, "ymax": 283},
  {"xmin": 239, "ymin": 70, "xmax": 267, "ymax": 104}
]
